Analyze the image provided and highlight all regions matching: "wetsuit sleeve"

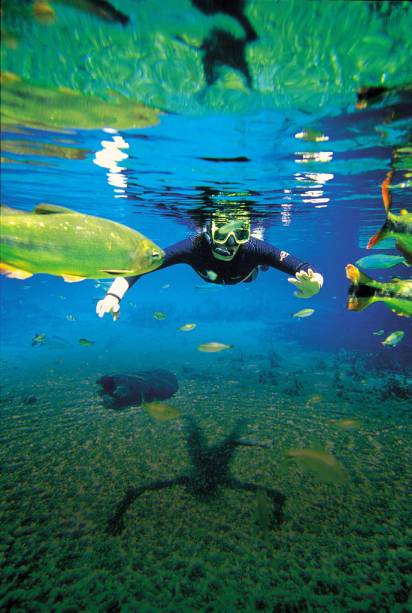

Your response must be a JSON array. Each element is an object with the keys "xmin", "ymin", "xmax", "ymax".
[
  {"xmin": 251, "ymin": 239, "xmax": 317, "ymax": 275},
  {"xmin": 126, "ymin": 238, "xmax": 194, "ymax": 289}
]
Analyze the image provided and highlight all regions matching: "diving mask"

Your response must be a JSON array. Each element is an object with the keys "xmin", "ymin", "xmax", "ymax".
[{"xmin": 211, "ymin": 219, "xmax": 251, "ymax": 245}]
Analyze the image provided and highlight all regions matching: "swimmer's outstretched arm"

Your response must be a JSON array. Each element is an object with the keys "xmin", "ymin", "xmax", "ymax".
[
  {"xmin": 252, "ymin": 239, "xmax": 324, "ymax": 298},
  {"xmin": 96, "ymin": 238, "xmax": 195, "ymax": 319}
]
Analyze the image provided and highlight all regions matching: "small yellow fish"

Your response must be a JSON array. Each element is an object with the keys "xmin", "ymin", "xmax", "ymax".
[
  {"xmin": 66, "ymin": 314, "xmax": 76, "ymax": 321},
  {"xmin": 373, "ymin": 330, "xmax": 385, "ymax": 336},
  {"xmin": 293, "ymin": 308, "xmax": 315, "ymax": 318},
  {"xmin": 178, "ymin": 323, "xmax": 197, "ymax": 332},
  {"xmin": 79, "ymin": 338, "xmax": 94, "ymax": 346},
  {"xmin": 305, "ymin": 394, "xmax": 323, "ymax": 406},
  {"xmin": 287, "ymin": 448, "xmax": 347, "ymax": 484},
  {"xmin": 32, "ymin": 333, "xmax": 46, "ymax": 347},
  {"xmin": 143, "ymin": 401, "xmax": 180, "ymax": 421},
  {"xmin": 153, "ymin": 311, "xmax": 167, "ymax": 320},
  {"xmin": 330, "ymin": 419, "xmax": 361, "ymax": 430},
  {"xmin": 382, "ymin": 330, "xmax": 404, "ymax": 347},
  {"xmin": 197, "ymin": 342, "xmax": 233, "ymax": 353}
]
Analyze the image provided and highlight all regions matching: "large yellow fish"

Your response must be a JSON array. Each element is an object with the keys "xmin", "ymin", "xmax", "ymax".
[{"xmin": 0, "ymin": 203, "xmax": 164, "ymax": 282}]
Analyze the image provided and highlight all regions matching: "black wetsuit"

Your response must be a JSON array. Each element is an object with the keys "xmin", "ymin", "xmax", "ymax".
[{"xmin": 127, "ymin": 233, "xmax": 316, "ymax": 288}]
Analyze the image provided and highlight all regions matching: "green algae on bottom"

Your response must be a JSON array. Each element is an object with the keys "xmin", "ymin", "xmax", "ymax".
[{"xmin": 0, "ymin": 348, "xmax": 411, "ymax": 611}]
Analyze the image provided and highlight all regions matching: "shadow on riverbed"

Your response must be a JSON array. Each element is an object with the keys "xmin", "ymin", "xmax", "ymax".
[{"xmin": 107, "ymin": 416, "xmax": 285, "ymax": 535}]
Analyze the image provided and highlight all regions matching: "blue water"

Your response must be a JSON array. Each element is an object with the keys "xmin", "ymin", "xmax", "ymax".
[{"xmin": 1, "ymin": 110, "xmax": 411, "ymax": 362}]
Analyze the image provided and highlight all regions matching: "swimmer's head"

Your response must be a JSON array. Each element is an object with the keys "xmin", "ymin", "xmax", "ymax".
[{"xmin": 204, "ymin": 209, "xmax": 251, "ymax": 261}]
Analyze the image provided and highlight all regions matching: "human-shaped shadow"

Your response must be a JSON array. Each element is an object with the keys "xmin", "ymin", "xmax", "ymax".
[{"xmin": 106, "ymin": 417, "xmax": 285, "ymax": 535}]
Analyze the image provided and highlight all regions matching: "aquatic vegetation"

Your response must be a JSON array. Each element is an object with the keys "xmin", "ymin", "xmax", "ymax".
[
  {"xmin": 0, "ymin": 203, "xmax": 165, "ymax": 281},
  {"xmin": 0, "ymin": 351, "xmax": 411, "ymax": 611},
  {"xmin": 380, "ymin": 375, "xmax": 412, "ymax": 400},
  {"xmin": 286, "ymin": 448, "xmax": 348, "ymax": 484}
]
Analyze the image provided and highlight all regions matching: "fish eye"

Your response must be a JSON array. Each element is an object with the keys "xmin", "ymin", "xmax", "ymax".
[{"xmin": 152, "ymin": 250, "xmax": 162, "ymax": 260}]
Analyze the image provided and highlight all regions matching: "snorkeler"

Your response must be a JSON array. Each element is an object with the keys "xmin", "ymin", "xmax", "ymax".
[{"xmin": 96, "ymin": 210, "xmax": 323, "ymax": 320}]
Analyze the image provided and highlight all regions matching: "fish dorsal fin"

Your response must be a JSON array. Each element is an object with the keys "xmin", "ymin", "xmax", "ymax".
[
  {"xmin": 34, "ymin": 203, "xmax": 79, "ymax": 215},
  {"xmin": 366, "ymin": 226, "xmax": 388, "ymax": 249}
]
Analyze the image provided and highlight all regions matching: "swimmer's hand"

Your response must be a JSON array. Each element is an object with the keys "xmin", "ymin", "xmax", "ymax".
[
  {"xmin": 96, "ymin": 294, "xmax": 120, "ymax": 321},
  {"xmin": 288, "ymin": 269, "xmax": 323, "ymax": 299}
]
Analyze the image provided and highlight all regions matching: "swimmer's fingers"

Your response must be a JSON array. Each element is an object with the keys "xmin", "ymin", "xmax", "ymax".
[{"xmin": 96, "ymin": 295, "xmax": 120, "ymax": 320}]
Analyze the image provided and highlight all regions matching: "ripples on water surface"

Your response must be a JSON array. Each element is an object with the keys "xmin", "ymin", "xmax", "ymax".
[{"xmin": 1, "ymin": 1, "xmax": 412, "ymax": 611}]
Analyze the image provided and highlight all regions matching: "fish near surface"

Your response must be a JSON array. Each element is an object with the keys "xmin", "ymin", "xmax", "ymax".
[
  {"xmin": 0, "ymin": 204, "xmax": 164, "ymax": 281},
  {"xmin": 346, "ymin": 264, "xmax": 412, "ymax": 317},
  {"xmin": 286, "ymin": 448, "xmax": 348, "ymax": 484},
  {"xmin": 355, "ymin": 254, "xmax": 407, "ymax": 270},
  {"xmin": 367, "ymin": 171, "xmax": 412, "ymax": 263}
]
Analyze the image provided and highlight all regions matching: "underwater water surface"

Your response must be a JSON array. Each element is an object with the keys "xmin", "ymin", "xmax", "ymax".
[{"xmin": 1, "ymin": 1, "xmax": 412, "ymax": 611}]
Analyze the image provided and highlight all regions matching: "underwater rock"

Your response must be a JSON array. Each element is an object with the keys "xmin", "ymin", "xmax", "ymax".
[{"xmin": 96, "ymin": 369, "xmax": 178, "ymax": 410}]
